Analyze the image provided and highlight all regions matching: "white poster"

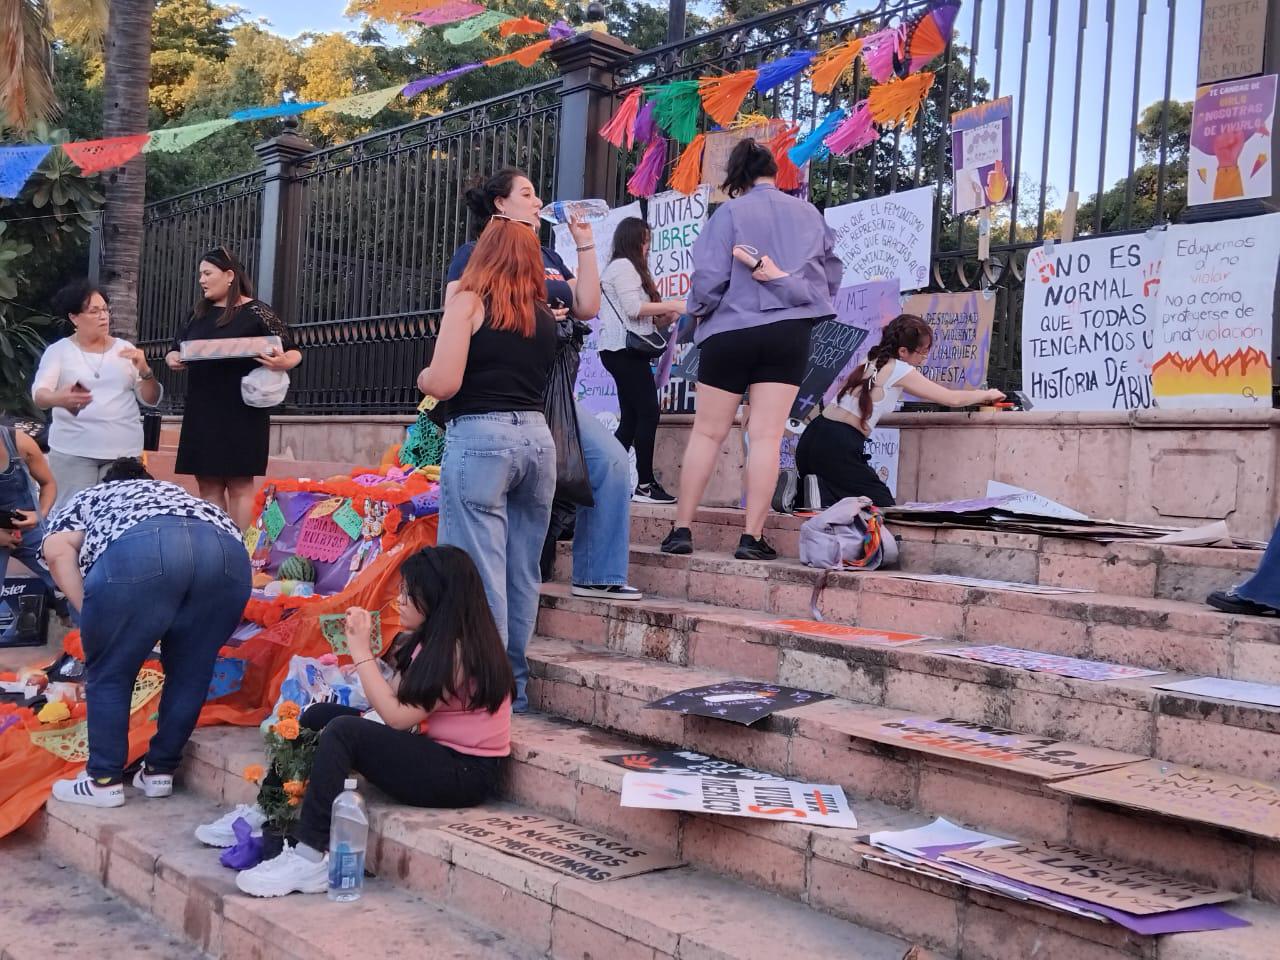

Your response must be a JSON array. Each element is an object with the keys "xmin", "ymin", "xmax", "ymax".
[
  {"xmin": 650, "ymin": 187, "xmax": 711, "ymax": 415},
  {"xmin": 823, "ymin": 185, "xmax": 935, "ymax": 292},
  {"xmin": 553, "ymin": 200, "xmax": 641, "ymax": 275},
  {"xmin": 1021, "ymin": 234, "xmax": 1163, "ymax": 411},
  {"xmin": 621, "ymin": 772, "xmax": 858, "ymax": 828},
  {"xmin": 1153, "ymin": 214, "xmax": 1279, "ymax": 409},
  {"xmin": 866, "ymin": 427, "xmax": 900, "ymax": 497}
]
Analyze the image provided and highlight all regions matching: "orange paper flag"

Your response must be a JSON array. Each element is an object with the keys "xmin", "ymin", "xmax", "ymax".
[
  {"xmin": 867, "ymin": 72, "xmax": 935, "ymax": 130},
  {"xmin": 764, "ymin": 123, "xmax": 802, "ymax": 191},
  {"xmin": 670, "ymin": 133, "xmax": 706, "ymax": 195},
  {"xmin": 486, "ymin": 38, "xmax": 554, "ymax": 67},
  {"xmin": 698, "ymin": 70, "xmax": 759, "ymax": 127},
  {"xmin": 499, "ymin": 15, "xmax": 546, "ymax": 37},
  {"xmin": 62, "ymin": 134, "xmax": 151, "ymax": 175},
  {"xmin": 811, "ymin": 38, "xmax": 862, "ymax": 94}
]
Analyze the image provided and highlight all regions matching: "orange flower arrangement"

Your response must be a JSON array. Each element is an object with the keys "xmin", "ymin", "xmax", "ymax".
[
  {"xmin": 282, "ymin": 779, "xmax": 307, "ymax": 806},
  {"xmin": 243, "ymin": 764, "xmax": 265, "ymax": 783},
  {"xmin": 274, "ymin": 718, "xmax": 300, "ymax": 741},
  {"xmin": 276, "ymin": 701, "xmax": 301, "ymax": 721}
]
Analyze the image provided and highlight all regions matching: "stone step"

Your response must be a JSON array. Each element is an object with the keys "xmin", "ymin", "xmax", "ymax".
[
  {"xmin": 626, "ymin": 504, "xmax": 1263, "ymax": 604},
  {"xmin": 0, "ymin": 832, "xmax": 205, "ymax": 959},
  {"xmin": 145, "ymin": 451, "xmax": 367, "ymax": 496},
  {"xmin": 536, "ymin": 585, "xmax": 1280, "ymax": 782},
  {"xmin": 524, "ymin": 634, "xmax": 1280, "ymax": 911},
  {"xmin": 36, "ymin": 768, "xmax": 919, "ymax": 960},
  {"xmin": 555, "ymin": 544, "xmax": 1280, "ymax": 684}
]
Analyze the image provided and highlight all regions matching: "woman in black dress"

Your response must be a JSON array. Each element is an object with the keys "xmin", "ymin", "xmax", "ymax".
[{"xmin": 164, "ymin": 248, "xmax": 301, "ymax": 528}]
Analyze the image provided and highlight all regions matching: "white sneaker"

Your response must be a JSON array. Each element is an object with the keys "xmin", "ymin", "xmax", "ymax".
[
  {"xmin": 51, "ymin": 774, "xmax": 125, "ymax": 808},
  {"xmin": 236, "ymin": 844, "xmax": 329, "ymax": 897},
  {"xmin": 195, "ymin": 803, "xmax": 268, "ymax": 848},
  {"xmin": 132, "ymin": 768, "xmax": 174, "ymax": 799}
]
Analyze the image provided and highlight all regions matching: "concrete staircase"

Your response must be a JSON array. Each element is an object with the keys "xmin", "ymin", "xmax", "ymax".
[{"xmin": 7, "ymin": 503, "xmax": 1280, "ymax": 958}]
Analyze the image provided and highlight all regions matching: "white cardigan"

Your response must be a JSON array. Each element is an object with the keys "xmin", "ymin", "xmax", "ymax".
[{"xmin": 598, "ymin": 258, "xmax": 658, "ymax": 353}]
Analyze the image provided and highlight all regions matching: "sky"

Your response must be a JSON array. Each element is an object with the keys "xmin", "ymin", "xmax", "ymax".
[{"xmin": 239, "ymin": 1, "xmax": 354, "ymax": 37}]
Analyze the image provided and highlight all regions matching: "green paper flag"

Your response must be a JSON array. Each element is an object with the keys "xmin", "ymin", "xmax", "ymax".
[
  {"xmin": 319, "ymin": 611, "xmax": 385, "ymax": 656},
  {"xmin": 263, "ymin": 501, "xmax": 287, "ymax": 542},
  {"xmin": 444, "ymin": 9, "xmax": 514, "ymax": 44},
  {"xmin": 332, "ymin": 500, "xmax": 365, "ymax": 539},
  {"xmin": 316, "ymin": 85, "xmax": 405, "ymax": 120},
  {"xmin": 143, "ymin": 118, "xmax": 237, "ymax": 153}
]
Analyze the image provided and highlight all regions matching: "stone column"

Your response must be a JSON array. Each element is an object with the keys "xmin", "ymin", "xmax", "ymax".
[{"xmin": 252, "ymin": 127, "xmax": 314, "ymax": 320}]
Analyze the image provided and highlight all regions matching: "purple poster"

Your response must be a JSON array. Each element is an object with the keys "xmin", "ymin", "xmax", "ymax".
[
  {"xmin": 1189, "ymin": 74, "xmax": 1276, "ymax": 206},
  {"xmin": 951, "ymin": 96, "xmax": 1012, "ymax": 215}
]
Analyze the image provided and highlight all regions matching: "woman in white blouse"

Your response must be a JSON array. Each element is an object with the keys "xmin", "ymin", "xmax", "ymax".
[
  {"xmin": 597, "ymin": 217, "xmax": 687, "ymax": 504},
  {"xmin": 32, "ymin": 280, "xmax": 162, "ymax": 510}
]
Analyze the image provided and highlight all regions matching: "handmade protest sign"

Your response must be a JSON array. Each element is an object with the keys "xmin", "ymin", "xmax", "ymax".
[
  {"xmin": 1153, "ymin": 676, "xmax": 1280, "ymax": 708},
  {"xmin": 824, "ymin": 185, "xmax": 934, "ymax": 291},
  {"xmin": 1189, "ymin": 75, "xmax": 1276, "ymax": 206},
  {"xmin": 951, "ymin": 97, "xmax": 1012, "ymax": 215},
  {"xmin": 1199, "ymin": 0, "xmax": 1268, "ymax": 84},
  {"xmin": 900, "ymin": 291, "xmax": 995, "ymax": 399},
  {"xmin": 603, "ymin": 749, "xmax": 784, "ymax": 782},
  {"xmin": 945, "ymin": 842, "xmax": 1236, "ymax": 915},
  {"xmin": 645, "ymin": 680, "xmax": 832, "ymax": 725},
  {"xmin": 770, "ymin": 619, "xmax": 930, "ymax": 647},
  {"xmin": 441, "ymin": 812, "xmax": 681, "ymax": 882},
  {"xmin": 846, "ymin": 714, "xmax": 1145, "ymax": 780},
  {"xmin": 1021, "ymin": 234, "xmax": 1162, "ymax": 411},
  {"xmin": 621, "ymin": 772, "xmax": 858, "ymax": 828},
  {"xmin": 703, "ymin": 119, "xmax": 806, "ymax": 203},
  {"xmin": 938, "ymin": 645, "xmax": 1163, "ymax": 681},
  {"xmin": 318, "ymin": 610, "xmax": 384, "ymax": 656},
  {"xmin": 1153, "ymin": 214, "xmax": 1280, "ymax": 408},
  {"xmin": 648, "ymin": 186, "xmax": 710, "ymax": 300},
  {"xmin": 1050, "ymin": 759, "xmax": 1280, "ymax": 841},
  {"xmin": 865, "ymin": 428, "xmax": 900, "ymax": 497}
]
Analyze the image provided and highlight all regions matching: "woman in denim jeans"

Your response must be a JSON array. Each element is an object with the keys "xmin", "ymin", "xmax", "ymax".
[
  {"xmin": 40, "ymin": 458, "xmax": 250, "ymax": 808},
  {"xmin": 420, "ymin": 217, "xmax": 563, "ymax": 711}
]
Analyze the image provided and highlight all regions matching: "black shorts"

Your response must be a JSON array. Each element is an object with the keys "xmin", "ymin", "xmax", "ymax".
[{"xmin": 697, "ymin": 318, "xmax": 814, "ymax": 396}]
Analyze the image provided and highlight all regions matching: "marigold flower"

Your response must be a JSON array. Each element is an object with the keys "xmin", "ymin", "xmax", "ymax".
[
  {"xmin": 274, "ymin": 718, "xmax": 300, "ymax": 741},
  {"xmin": 287, "ymin": 795, "xmax": 302, "ymax": 806},
  {"xmin": 283, "ymin": 779, "xmax": 306, "ymax": 797},
  {"xmin": 277, "ymin": 701, "xmax": 301, "ymax": 721},
  {"xmin": 242, "ymin": 764, "xmax": 265, "ymax": 783}
]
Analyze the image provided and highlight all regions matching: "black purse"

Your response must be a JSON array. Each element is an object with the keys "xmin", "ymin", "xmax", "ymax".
[{"xmin": 603, "ymin": 287, "xmax": 669, "ymax": 358}]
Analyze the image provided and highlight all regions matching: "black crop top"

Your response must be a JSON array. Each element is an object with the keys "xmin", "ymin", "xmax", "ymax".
[{"xmin": 444, "ymin": 302, "xmax": 558, "ymax": 421}]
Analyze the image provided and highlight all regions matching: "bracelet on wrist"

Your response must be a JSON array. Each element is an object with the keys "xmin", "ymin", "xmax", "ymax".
[
  {"xmin": 352, "ymin": 656, "xmax": 375, "ymax": 668},
  {"xmin": 576, "ymin": 243, "xmax": 595, "ymax": 252}
]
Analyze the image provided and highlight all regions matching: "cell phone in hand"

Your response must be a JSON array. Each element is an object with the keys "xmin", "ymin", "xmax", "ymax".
[{"xmin": 0, "ymin": 509, "xmax": 23, "ymax": 531}]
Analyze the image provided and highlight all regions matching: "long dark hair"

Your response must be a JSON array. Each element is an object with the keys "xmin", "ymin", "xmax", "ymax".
[
  {"xmin": 464, "ymin": 167, "xmax": 527, "ymax": 235},
  {"xmin": 195, "ymin": 247, "xmax": 256, "ymax": 327},
  {"xmin": 722, "ymin": 138, "xmax": 779, "ymax": 199},
  {"xmin": 610, "ymin": 217, "xmax": 660, "ymax": 302},
  {"xmin": 51, "ymin": 278, "xmax": 108, "ymax": 322},
  {"xmin": 837, "ymin": 314, "xmax": 932, "ymax": 423},
  {"xmin": 392, "ymin": 545, "xmax": 515, "ymax": 713}
]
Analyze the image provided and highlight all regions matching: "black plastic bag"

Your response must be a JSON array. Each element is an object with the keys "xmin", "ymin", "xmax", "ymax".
[
  {"xmin": 545, "ymin": 319, "xmax": 595, "ymax": 508},
  {"xmin": 540, "ymin": 497, "xmax": 578, "ymax": 582}
]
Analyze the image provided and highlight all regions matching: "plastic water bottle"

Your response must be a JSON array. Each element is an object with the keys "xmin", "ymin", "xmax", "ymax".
[
  {"xmin": 538, "ymin": 199, "xmax": 612, "ymax": 224},
  {"xmin": 327, "ymin": 778, "xmax": 368, "ymax": 902}
]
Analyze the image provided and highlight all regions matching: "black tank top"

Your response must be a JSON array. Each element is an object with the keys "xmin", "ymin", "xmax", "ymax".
[{"xmin": 445, "ymin": 302, "xmax": 558, "ymax": 421}]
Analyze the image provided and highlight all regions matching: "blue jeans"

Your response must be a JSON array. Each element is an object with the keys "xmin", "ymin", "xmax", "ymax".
[
  {"xmin": 1238, "ymin": 520, "xmax": 1280, "ymax": 609},
  {"xmin": 80, "ymin": 515, "xmax": 251, "ymax": 780},
  {"xmin": 439, "ymin": 412, "xmax": 556, "ymax": 711},
  {"xmin": 573, "ymin": 404, "xmax": 633, "ymax": 587}
]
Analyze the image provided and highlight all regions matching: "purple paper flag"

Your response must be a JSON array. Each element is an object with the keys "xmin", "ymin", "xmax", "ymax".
[
  {"xmin": 403, "ymin": 62, "xmax": 485, "ymax": 98},
  {"xmin": 549, "ymin": 20, "xmax": 576, "ymax": 40}
]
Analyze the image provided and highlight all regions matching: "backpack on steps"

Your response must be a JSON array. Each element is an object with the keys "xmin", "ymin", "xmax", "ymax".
[{"xmin": 798, "ymin": 496, "xmax": 898, "ymax": 571}]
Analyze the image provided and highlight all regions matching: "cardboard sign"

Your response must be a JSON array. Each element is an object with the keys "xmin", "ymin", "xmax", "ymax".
[
  {"xmin": 318, "ymin": 610, "xmax": 384, "ymax": 656},
  {"xmin": 1051, "ymin": 759, "xmax": 1280, "ymax": 842},
  {"xmin": 1153, "ymin": 676, "xmax": 1280, "ymax": 708},
  {"xmin": 648, "ymin": 187, "xmax": 710, "ymax": 300},
  {"xmin": 945, "ymin": 842, "xmax": 1236, "ymax": 915},
  {"xmin": 1153, "ymin": 214, "xmax": 1280, "ymax": 409},
  {"xmin": 900, "ymin": 291, "xmax": 996, "ymax": 400},
  {"xmin": 865, "ymin": 427, "xmax": 900, "ymax": 497},
  {"xmin": 1198, "ymin": 0, "xmax": 1268, "ymax": 84},
  {"xmin": 1189, "ymin": 75, "xmax": 1276, "ymax": 206},
  {"xmin": 951, "ymin": 97, "xmax": 1013, "ymax": 214},
  {"xmin": 645, "ymin": 680, "xmax": 832, "ymax": 725},
  {"xmin": 847, "ymin": 714, "xmax": 1145, "ymax": 780},
  {"xmin": 1021, "ymin": 234, "xmax": 1162, "ymax": 411},
  {"xmin": 331, "ymin": 500, "xmax": 364, "ymax": 539},
  {"xmin": 441, "ymin": 812, "xmax": 681, "ymax": 882},
  {"xmin": 262, "ymin": 501, "xmax": 286, "ymax": 542},
  {"xmin": 770, "ymin": 619, "xmax": 930, "ymax": 647},
  {"xmin": 621, "ymin": 772, "xmax": 858, "ymax": 828},
  {"xmin": 703, "ymin": 119, "xmax": 807, "ymax": 203},
  {"xmin": 939, "ymin": 645, "xmax": 1163, "ymax": 682},
  {"xmin": 603, "ymin": 749, "xmax": 784, "ymax": 782},
  {"xmin": 823, "ymin": 185, "xmax": 935, "ymax": 292},
  {"xmin": 296, "ymin": 514, "xmax": 352, "ymax": 563},
  {"xmin": 881, "ymin": 573, "xmax": 1092, "ymax": 595}
]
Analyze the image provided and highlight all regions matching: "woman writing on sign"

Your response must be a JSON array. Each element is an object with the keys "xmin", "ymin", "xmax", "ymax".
[
  {"xmin": 661, "ymin": 138, "xmax": 843, "ymax": 561},
  {"xmin": 233, "ymin": 546, "xmax": 511, "ymax": 897},
  {"xmin": 796, "ymin": 314, "xmax": 1005, "ymax": 508}
]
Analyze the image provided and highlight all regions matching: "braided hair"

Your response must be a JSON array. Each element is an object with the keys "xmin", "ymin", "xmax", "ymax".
[{"xmin": 837, "ymin": 313, "xmax": 932, "ymax": 422}]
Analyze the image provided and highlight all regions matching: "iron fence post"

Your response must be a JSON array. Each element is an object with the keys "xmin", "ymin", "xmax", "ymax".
[
  {"xmin": 547, "ymin": 31, "xmax": 638, "ymax": 203},
  {"xmin": 253, "ymin": 128, "xmax": 314, "ymax": 322}
]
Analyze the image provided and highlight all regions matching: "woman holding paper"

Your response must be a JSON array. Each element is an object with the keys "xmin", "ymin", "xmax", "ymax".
[
  {"xmin": 164, "ymin": 248, "xmax": 301, "ymax": 529},
  {"xmin": 32, "ymin": 280, "xmax": 162, "ymax": 509},
  {"xmin": 795, "ymin": 314, "xmax": 1005, "ymax": 508}
]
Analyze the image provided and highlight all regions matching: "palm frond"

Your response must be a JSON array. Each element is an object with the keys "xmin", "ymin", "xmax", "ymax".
[
  {"xmin": 50, "ymin": 0, "xmax": 108, "ymax": 49},
  {"xmin": 0, "ymin": 0, "xmax": 59, "ymax": 131}
]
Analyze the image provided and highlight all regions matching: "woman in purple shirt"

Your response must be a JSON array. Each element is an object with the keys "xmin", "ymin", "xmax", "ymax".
[{"xmin": 661, "ymin": 139, "xmax": 843, "ymax": 561}]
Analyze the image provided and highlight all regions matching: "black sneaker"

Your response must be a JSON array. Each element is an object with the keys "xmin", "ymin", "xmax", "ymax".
[
  {"xmin": 735, "ymin": 534, "xmax": 778, "ymax": 561},
  {"xmin": 660, "ymin": 527, "xmax": 693, "ymax": 555},
  {"xmin": 1206, "ymin": 589, "xmax": 1279, "ymax": 617},
  {"xmin": 633, "ymin": 482, "xmax": 676, "ymax": 504},
  {"xmin": 572, "ymin": 584, "xmax": 644, "ymax": 601}
]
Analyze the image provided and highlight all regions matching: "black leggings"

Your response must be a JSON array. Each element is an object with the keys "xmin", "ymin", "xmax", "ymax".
[
  {"xmin": 286, "ymin": 703, "xmax": 504, "ymax": 851},
  {"xmin": 599, "ymin": 349, "xmax": 660, "ymax": 485},
  {"xmin": 794, "ymin": 414, "xmax": 895, "ymax": 508}
]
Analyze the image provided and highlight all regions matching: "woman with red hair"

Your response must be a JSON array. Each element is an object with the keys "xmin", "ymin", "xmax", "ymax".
[{"xmin": 417, "ymin": 217, "xmax": 558, "ymax": 711}]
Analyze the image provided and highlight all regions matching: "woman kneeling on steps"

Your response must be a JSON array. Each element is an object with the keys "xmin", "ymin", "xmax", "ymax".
[{"xmin": 232, "ymin": 545, "xmax": 513, "ymax": 897}]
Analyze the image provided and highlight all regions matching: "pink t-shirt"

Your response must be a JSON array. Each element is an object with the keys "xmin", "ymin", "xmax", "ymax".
[{"xmin": 422, "ymin": 694, "xmax": 511, "ymax": 757}]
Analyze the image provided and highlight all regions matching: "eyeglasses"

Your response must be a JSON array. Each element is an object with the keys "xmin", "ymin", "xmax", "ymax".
[{"xmin": 81, "ymin": 307, "xmax": 110, "ymax": 317}]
